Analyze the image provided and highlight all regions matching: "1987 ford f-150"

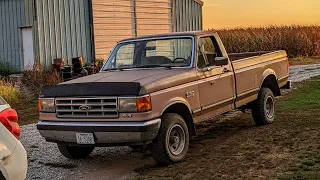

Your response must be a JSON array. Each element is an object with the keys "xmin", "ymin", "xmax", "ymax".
[{"xmin": 37, "ymin": 31, "xmax": 291, "ymax": 165}]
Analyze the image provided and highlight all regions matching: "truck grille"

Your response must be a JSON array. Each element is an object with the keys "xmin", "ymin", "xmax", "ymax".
[{"xmin": 55, "ymin": 97, "xmax": 118, "ymax": 118}]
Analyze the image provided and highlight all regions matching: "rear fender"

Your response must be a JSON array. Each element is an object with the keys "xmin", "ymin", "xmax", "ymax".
[{"xmin": 260, "ymin": 69, "xmax": 281, "ymax": 96}]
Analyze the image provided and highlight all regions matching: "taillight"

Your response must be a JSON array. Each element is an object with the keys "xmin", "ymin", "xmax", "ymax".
[{"xmin": 0, "ymin": 108, "xmax": 20, "ymax": 139}]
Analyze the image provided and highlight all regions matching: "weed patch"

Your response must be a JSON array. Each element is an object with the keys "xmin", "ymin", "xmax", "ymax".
[{"xmin": 0, "ymin": 80, "xmax": 20, "ymax": 105}]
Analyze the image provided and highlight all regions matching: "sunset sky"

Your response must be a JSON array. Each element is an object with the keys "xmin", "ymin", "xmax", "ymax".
[{"xmin": 202, "ymin": 0, "xmax": 320, "ymax": 29}]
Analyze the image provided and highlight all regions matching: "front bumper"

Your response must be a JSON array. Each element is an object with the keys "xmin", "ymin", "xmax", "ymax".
[{"xmin": 37, "ymin": 119, "xmax": 161, "ymax": 146}]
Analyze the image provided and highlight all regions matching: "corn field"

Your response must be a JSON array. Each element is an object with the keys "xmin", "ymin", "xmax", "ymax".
[{"xmin": 210, "ymin": 25, "xmax": 320, "ymax": 57}]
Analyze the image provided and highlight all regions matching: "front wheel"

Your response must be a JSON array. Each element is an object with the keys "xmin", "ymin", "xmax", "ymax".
[
  {"xmin": 151, "ymin": 113, "xmax": 189, "ymax": 165},
  {"xmin": 57, "ymin": 144, "xmax": 94, "ymax": 159},
  {"xmin": 251, "ymin": 87, "xmax": 275, "ymax": 126}
]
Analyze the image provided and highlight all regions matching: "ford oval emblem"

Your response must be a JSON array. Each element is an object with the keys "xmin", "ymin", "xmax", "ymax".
[{"xmin": 79, "ymin": 105, "xmax": 90, "ymax": 111}]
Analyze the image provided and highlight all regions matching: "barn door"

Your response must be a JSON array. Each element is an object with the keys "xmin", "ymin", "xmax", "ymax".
[
  {"xmin": 21, "ymin": 27, "xmax": 35, "ymax": 70},
  {"xmin": 135, "ymin": 0, "xmax": 173, "ymax": 36}
]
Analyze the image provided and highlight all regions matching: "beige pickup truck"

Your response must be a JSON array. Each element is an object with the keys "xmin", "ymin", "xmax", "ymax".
[{"xmin": 37, "ymin": 31, "xmax": 290, "ymax": 165}]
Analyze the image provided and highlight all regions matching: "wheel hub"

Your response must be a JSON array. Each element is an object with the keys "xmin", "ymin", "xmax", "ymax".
[
  {"xmin": 167, "ymin": 124, "xmax": 186, "ymax": 156},
  {"xmin": 265, "ymin": 96, "xmax": 275, "ymax": 118}
]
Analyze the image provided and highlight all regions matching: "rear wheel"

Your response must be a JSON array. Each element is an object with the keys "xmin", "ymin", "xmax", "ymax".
[
  {"xmin": 57, "ymin": 144, "xmax": 94, "ymax": 159},
  {"xmin": 151, "ymin": 113, "xmax": 189, "ymax": 165},
  {"xmin": 251, "ymin": 87, "xmax": 275, "ymax": 126}
]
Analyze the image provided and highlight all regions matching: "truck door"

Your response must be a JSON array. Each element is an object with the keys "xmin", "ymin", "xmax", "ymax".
[{"xmin": 197, "ymin": 36, "xmax": 236, "ymax": 118}]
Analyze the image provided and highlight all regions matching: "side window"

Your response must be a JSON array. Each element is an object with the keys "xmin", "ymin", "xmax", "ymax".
[
  {"xmin": 116, "ymin": 44, "xmax": 135, "ymax": 68},
  {"xmin": 197, "ymin": 37, "xmax": 223, "ymax": 68}
]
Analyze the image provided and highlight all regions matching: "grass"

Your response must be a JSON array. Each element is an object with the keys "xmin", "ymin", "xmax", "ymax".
[
  {"xmin": 278, "ymin": 79, "xmax": 320, "ymax": 110},
  {"xmin": 0, "ymin": 80, "xmax": 20, "ymax": 105},
  {"xmin": 211, "ymin": 25, "xmax": 320, "ymax": 58},
  {"xmin": 22, "ymin": 63, "xmax": 62, "ymax": 97},
  {"xmin": 0, "ymin": 79, "xmax": 39, "ymax": 125},
  {"xmin": 12, "ymin": 98, "xmax": 39, "ymax": 126},
  {"xmin": 134, "ymin": 76, "xmax": 320, "ymax": 179}
]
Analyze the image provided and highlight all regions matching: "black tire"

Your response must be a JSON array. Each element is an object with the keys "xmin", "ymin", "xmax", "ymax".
[
  {"xmin": 57, "ymin": 144, "xmax": 94, "ymax": 159},
  {"xmin": 151, "ymin": 113, "xmax": 189, "ymax": 165},
  {"xmin": 251, "ymin": 87, "xmax": 275, "ymax": 126}
]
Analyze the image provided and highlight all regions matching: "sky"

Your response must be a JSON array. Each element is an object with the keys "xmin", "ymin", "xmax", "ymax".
[{"xmin": 202, "ymin": 0, "xmax": 320, "ymax": 29}]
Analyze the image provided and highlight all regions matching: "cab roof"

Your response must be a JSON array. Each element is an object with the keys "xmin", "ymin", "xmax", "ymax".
[{"xmin": 118, "ymin": 31, "xmax": 217, "ymax": 43}]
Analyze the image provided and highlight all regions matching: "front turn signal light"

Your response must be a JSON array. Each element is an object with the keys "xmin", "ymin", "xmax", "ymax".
[{"xmin": 136, "ymin": 95, "xmax": 151, "ymax": 112}]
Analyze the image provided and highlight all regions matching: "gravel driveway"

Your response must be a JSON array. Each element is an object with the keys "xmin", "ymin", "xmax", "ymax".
[{"xmin": 21, "ymin": 64, "xmax": 320, "ymax": 180}]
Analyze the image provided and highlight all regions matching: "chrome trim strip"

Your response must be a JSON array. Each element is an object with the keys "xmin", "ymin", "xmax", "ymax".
[
  {"xmin": 202, "ymin": 97, "xmax": 234, "ymax": 111},
  {"xmin": 237, "ymin": 88, "xmax": 260, "ymax": 98},
  {"xmin": 192, "ymin": 108, "xmax": 201, "ymax": 114}
]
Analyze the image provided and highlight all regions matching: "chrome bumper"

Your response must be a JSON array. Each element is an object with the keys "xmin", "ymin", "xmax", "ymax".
[{"xmin": 37, "ymin": 119, "xmax": 161, "ymax": 146}]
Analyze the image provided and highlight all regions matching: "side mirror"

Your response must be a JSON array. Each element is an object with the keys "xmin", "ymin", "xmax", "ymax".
[
  {"xmin": 206, "ymin": 52, "xmax": 216, "ymax": 66},
  {"xmin": 215, "ymin": 57, "xmax": 229, "ymax": 66}
]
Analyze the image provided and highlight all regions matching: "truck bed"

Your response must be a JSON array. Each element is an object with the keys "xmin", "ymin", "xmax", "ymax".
[
  {"xmin": 230, "ymin": 50, "xmax": 289, "ymax": 108},
  {"xmin": 228, "ymin": 51, "xmax": 273, "ymax": 61}
]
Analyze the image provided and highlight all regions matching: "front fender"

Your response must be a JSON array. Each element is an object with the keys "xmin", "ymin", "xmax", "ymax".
[{"xmin": 161, "ymin": 97, "xmax": 192, "ymax": 115}]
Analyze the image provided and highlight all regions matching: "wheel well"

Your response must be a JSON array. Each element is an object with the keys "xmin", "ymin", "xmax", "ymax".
[
  {"xmin": 262, "ymin": 75, "xmax": 281, "ymax": 96},
  {"xmin": 162, "ymin": 103, "xmax": 196, "ymax": 136}
]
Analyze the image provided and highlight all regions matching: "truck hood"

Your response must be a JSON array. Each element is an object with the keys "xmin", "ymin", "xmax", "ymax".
[
  {"xmin": 61, "ymin": 68, "xmax": 187, "ymax": 85},
  {"xmin": 40, "ymin": 68, "xmax": 197, "ymax": 97}
]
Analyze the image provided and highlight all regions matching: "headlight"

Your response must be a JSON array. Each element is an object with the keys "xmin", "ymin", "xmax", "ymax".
[
  {"xmin": 38, "ymin": 98, "xmax": 55, "ymax": 112},
  {"xmin": 119, "ymin": 95, "xmax": 151, "ymax": 112},
  {"xmin": 119, "ymin": 97, "xmax": 137, "ymax": 112}
]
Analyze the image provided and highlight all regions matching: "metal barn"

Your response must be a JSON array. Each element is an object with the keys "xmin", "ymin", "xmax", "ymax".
[{"xmin": 0, "ymin": 0, "xmax": 203, "ymax": 71}]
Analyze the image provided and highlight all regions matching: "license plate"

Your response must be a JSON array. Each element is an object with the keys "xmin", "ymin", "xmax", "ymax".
[{"xmin": 75, "ymin": 133, "xmax": 95, "ymax": 144}]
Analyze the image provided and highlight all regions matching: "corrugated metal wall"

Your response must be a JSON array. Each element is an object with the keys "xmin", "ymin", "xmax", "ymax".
[
  {"xmin": 173, "ymin": 0, "xmax": 203, "ymax": 32},
  {"xmin": 0, "ymin": 0, "xmax": 202, "ymax": 70},
  {"xmin": 35, "ymin": 0, "xmax": 93, "ymax": 69},
  {"xmin": 0, "ymin": 0, "xmax": 25, "ymax": 70}
]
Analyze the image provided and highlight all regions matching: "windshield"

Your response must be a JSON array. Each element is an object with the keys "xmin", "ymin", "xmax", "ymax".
[{"xmin": 102, "ymin": 37, "xmax": 193, "ymax": 70}]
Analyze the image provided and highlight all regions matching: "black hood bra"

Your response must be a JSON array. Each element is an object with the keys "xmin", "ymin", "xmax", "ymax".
[{"xmin": 40, "ymin": 82, "xmax": 142, "ymax": 98}]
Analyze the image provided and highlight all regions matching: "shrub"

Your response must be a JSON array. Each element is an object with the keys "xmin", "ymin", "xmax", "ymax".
[
  {"xmin": 95, "ymin": 58, "xmax": 105, "ymax": 71},
  {"xmin": 0, "ymin": 80, "xmax": 20, "ymax": 105},
  {"xmin": 0, "ymin": 62, "xmax": 16, "ymax": 76},
  {"xmin": 22, "ymin": 63, "xmax": 62, "ymax": 96},
  {"xmin": 209, "ymin": 25, "xmax": 320, "ymax": 58}
]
